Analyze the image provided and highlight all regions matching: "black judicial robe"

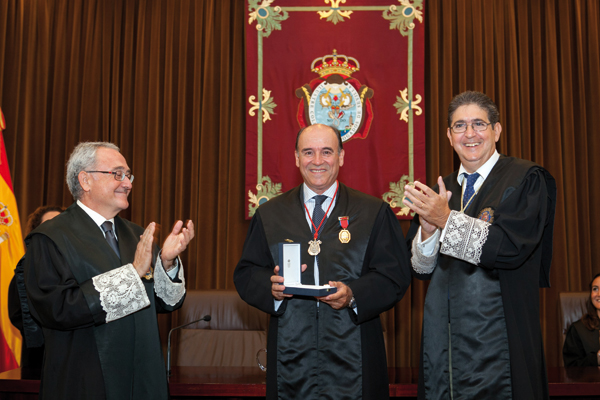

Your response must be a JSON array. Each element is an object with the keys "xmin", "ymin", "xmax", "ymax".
[
  {"xmin": 22, "ymin": 203, "xmax": 184, "ymax": 400},
  {"xmin": 7, "ymin": 275, "xmax": 44, "ymax": 371},
  {"xmin": 409, "ymin": 156, "xmax": 556, "ymax": 400},
  {"xmin": 234, "ymin": 183, "xmax": 411, "ymax": 400},
  {"xmin": 563, "ymin": 320, "xmax": 600, "ymax": 366}
]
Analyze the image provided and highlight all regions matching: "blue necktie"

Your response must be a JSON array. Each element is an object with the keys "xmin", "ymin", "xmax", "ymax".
[
  {"xmin": 312, "ymin": 195, "xmax": 328, "ymax": 236},
  {"xmin": 101, "ymin": 221, "xmax": 121, "ymax": 259},
  {"xmin": 462, "ymin": 172, "xmax": 480, "ymax": 210}
]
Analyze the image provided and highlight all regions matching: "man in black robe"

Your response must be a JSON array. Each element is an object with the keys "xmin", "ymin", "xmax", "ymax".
[
  {"xmin": 20, "ymin": 142, "xmax": 194, "ymax": 399},
  {"xmin": 234, "ymin": 124, "xmax": 411, "ymax": 400},
  {"xmin": 403, "ymin": 91, "xmax": 556, "ymax": 400}
]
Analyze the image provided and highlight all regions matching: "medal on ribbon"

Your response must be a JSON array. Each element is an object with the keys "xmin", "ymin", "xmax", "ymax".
[
  {"xmin": 338, "ymin": 216, "xmax": 351, "ymax": 243},
  {"xmin": 308, "ymin": 239, "xmax": 322, "ymax": 256},
  {"xmin": 304, "ymin": 182, "xmax": 339, "ymax": 257}
]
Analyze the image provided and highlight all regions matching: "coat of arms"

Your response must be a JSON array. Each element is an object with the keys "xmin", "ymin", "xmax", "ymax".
[{"xmin": 296, "ymin": 49, "xmax": 374, "ymax": 142}]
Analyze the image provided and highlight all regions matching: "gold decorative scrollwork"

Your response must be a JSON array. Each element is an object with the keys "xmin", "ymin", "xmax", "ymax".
[
  {"xmin": 318, "ymin": 0, "xmax": 353, "ymax": 25},
  {"xmin": 249, "ymin": 89, "xmax": 277, "ymax": 123},
  {"xmin": 394, "ymin": 88, "xmax": 422, "ymax": 122}
]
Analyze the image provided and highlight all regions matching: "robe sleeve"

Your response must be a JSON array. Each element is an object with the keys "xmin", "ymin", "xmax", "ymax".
[
  {"xmin": 478, "ymin": 169, "xmax": 554, "ymax": 271},
  {"xmin": 24, "ymin": 234, "xmax": 152, "ymax": 328},
  {"xmin": 406, "ymin": 205, "xmax": 436, "ymax": 281},
  {"xmin": 153, "ymin": 254, "xmax": 186, "ymax": 311},
  {"xmin": 435, "ymin": 169, "xmax": 553, "ymax": 272},
  {"xmin": 409, "ymin": 227, "xmax": 440, "ymax": 276},
  {"xmin": 24, "ymin": 234, "xmax": 101, "ymax": 329},
  {"xmin": 347, "ymin": 204, "xmax": 412, "ymax": 324},
  {"xmin": 234, "ymin": 211, "xmax": 283, "ymax": 316},
  {"xmin": 563, "ymin": 322, "xmax": 599, "ymax": 366},
  {"xmin": 8, "ymin": 275, "xmax": 23, "ymax": 333}
]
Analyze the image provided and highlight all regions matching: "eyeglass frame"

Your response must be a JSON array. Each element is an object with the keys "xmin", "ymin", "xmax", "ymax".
[
  {"xmin": 85, "ymin": 170, "xmax": 134, "ymax": 183},
  {"xmin": 449, "ymin": 120, "xmax": 494, "ymax": 134}
]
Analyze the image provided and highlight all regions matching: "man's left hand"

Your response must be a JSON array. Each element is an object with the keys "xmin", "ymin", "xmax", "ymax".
[
  {"xmin": 316, "ymin": 281, "xmax": 353, "ymax": 310},
  {"xmin": 161, "ymin": 220, "xmax": 195, "ymax": 270}
]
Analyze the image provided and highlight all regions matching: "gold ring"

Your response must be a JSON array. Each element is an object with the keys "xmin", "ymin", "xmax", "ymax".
[{"xmin": 420, "ymin": 201, "xmax": 425, "ymax": 208}]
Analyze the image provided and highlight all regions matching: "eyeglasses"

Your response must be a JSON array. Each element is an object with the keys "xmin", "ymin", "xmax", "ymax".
[
  {"xmin": 450, "ymin": 121, "xmax": 493, "ymax": 134},
  {"xmin": 86, "ymin": 170, "xmax": 134, "ymax": 183}
]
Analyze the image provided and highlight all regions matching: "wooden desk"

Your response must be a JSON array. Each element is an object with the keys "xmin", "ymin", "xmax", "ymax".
[
  {"xmin": 0, "ymin": 367, "xmax": 599, "ymax": 399},
  {"xmin": 547, "ymin": 367, "xmax": 600, "ymax": 398},
  {"xmin": 168, "ymin": 367, "xmax": 266, "ymax": 398},
  {"xmin": 168, "ymin": 367, "xmax": 419, "ymax": 397}
]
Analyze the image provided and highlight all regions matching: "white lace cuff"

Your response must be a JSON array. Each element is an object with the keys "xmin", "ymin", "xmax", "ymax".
[
  {"xmin": 440, "ymin": 210, "xmax": 490, "ymax": 265},
  {"xmin": 92, "ymin": 264, "xmax": 150, "ymax": 323},
  {"xmin": 154, "ymin": 256, "xmax": 185, "ymax": 306},
  {"xmin": 411, "ymin": 231, "xmax": 440, "ymax": 274}
]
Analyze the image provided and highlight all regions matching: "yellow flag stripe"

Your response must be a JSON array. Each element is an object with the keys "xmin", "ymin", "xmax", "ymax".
[{"xmin": 0, "ymin": 161, "xmax": 24, "ymax": 366}]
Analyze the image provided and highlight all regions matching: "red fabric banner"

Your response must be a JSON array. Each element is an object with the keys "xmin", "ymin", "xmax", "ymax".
[
  {"xmin": 245, "ymin": 0, "xmax": 425, "ymax": 219},
  {"xmin": 0, "ymin": 107, "xmax": 23, "ymax": 372}
]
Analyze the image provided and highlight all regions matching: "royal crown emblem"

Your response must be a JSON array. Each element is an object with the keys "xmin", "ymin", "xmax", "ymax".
[
  {"xmin": 296, "ymin": 49, "xmax": 374, "ymax": 142},
  {"xmin": 0, "ymin": 202, "xmax": 14, "ymax": 226}
]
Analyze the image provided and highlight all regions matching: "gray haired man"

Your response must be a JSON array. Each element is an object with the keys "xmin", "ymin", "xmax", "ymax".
[{"xmin": 21, "ymin": 142, "xmax": 194, "ymax": 399}]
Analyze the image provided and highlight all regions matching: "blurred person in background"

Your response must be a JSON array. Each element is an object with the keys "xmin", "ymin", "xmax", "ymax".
[
  {"xmin": 563, "ymin": 273, "xmax": 600, "ymax": 366},
  {"xmin": 8, "ymin": 205, "xmax": 64, "ymax": 372}
]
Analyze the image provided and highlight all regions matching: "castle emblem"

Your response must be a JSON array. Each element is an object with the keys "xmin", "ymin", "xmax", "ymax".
[{"xmin": 296, "ymin": 49, "xmax": 374, "ymax": 142}]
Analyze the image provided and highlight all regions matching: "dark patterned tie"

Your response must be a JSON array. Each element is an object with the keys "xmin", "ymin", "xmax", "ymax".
[
  {"xmin": 462, "ymin": 172, "xmax": 480, "ymax": 210},
  {"xmin": 101, "ymin": 221, "xmax": 121, "ymax": 259},
  {"xmin": 312, "ymin": 195, "xmax": 328, "ymax": 236},
  {"xmin": 310, "ymin": 195, "xmax": 328, "ymax": 284}
]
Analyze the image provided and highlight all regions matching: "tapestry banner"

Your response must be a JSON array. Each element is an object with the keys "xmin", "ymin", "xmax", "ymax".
[{"xmin": 245, "ymin": 0, "xmax": 426, "ymax": 219}]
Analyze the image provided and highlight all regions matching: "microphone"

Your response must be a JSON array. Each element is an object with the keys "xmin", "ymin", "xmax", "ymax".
[{"xmin": 167, "ymin": 314, "xmax": 211, "ymax": 375}]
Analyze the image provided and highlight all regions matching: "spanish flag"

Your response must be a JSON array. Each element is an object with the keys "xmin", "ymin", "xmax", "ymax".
[{"xmin": 0, "ymin": 108, "xmax": 23, "ymax": 371}]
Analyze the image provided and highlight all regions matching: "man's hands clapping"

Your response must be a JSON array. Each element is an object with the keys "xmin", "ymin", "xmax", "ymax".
[
  {"xmin": 161, "ymin": 220, "xmax": 195, "ymax": 271},
  {"xmin": 403, "ymin": 176, "xmax": 453, "ymax": 240},
  {"xmin": 133, "ymin": 222, "xmax": 155, "ymax": 277}
]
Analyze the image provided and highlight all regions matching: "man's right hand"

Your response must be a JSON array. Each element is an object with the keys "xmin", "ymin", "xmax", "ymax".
[
  {"xmin": 133, "ymin": 222, "xmax": 155, "ymax": 277},
  {"xmin": 403, "ymin": 176, "xmax": 453, "ymax": 236},
  {"xmin": 271, "ymin": 264, "xmax": 307, "ymax": 300}
]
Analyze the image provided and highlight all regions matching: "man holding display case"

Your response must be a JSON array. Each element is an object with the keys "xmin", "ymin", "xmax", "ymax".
[{"xmin": 234, "ymin": 124, "xmax": 411, "ymax": 400}]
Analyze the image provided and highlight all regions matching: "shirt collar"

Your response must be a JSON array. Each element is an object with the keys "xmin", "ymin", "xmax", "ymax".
[
  {"xmin": 77, "ymin": 200, "xmax": 115, "ymax": 230},
  {"xmin": 302, "ymin": 181, "xmax": 338, "ymax": 204},
  {"xmin": 457, "ymin": 150, "xmax": 500, "ymax": 185}
]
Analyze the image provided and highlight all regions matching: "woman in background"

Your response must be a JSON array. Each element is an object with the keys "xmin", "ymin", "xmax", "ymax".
[
  {"xmin": 563, "ymin": 273, "xmax": 600, "ymax": 366},
  {"xmin": 8, "ymin": 205, "xmax": 64, "ymax": 372}
]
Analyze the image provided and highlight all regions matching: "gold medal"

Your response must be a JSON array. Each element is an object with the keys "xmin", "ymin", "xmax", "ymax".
[
  {"xmin": 339, "ymin": 229, "xmax": 351, "ymax": 243},
  {"xmin": 308, "ymin": 239, "xmax": 322, "ymax": 256},
  {"xmin": 338, "ymin": 216, "xmax": 351, "ymax": 243}
]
